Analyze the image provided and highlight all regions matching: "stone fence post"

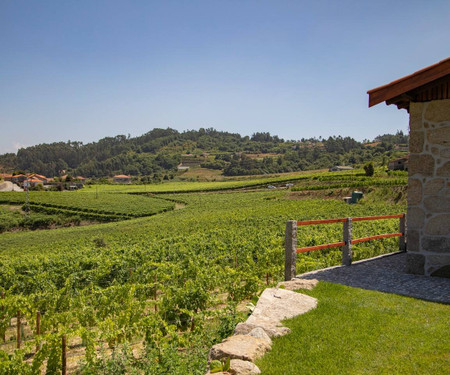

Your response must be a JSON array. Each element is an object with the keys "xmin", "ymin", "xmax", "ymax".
[
  {"xmin": 285, "ymin": 220, "xmax": 297, "ymax": 281},
  {"xmin": 342, "ymin": 218, "xmax": 352, "ymax": 266}
]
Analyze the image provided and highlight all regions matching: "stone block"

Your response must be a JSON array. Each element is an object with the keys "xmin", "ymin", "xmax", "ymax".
[
  {"xmin": 408, "ymin": 154, "xmax": 435, "ymax": 177},
  {"xmin": 406, "ymin": 253, "xmax": 425, "ymax": 275},
  {"xmin": 440, "ymin": 148, "xmax": 450, "ymax": 158},
  {"xmin": 424, "ymin": 179, "xmax": 444, "ymax": 195},
  {"xmin": 430, "ymin": 265, "xmax": 450, "ymax": 278},
  {"xmin": 230, "ymin": 359, "xmax": 261, "ymax": 375},
  {"xmin": 426, "ymin": 254, "xmax": 450, "ymax": 265},
  {"xmin": 234, "ymin": 323, "xmax": 254, "ymax": 336},
  {"xmin": 427, "ymin": 126, "xmax": 450, "ymax": 147},
  {"xmin": 407, "ymin": 207, "xmax": 425, "ymax": 229},
  {"xmin": 406, "ymin": 229, "xmax": 420, "ymax": 252},
  {"xmin": 409, "ymin": 102, "xmax": 424, "ymax": 131},
  {"xmin": 247, "ymin": 288, "xmax": 317, "ymax": 326},
  {"xmin": 424, "ymin": 214, "xmax": 450, "ymax": 236},
  {"xmin": 276, "ymin": 278, "xmax": 318, "ymax": 291},
  {"xmin": 407, "ymin": 179, "xmax": 422, "ymax": 205},
  {"xmin": 234, "ymin": 322, "xmax": 290, "ymax": 338},
  {"xmin": 423, "ymin": 196, "xmax": 450, "ymax": 213},
  {"xmin": 409, "ymin": 131, "xmax": 424, "ymax": 153},
  {"xmin": 424, "ymin": 100, "xmax": 450, "ymax": 123},
  {"xmin": 209, "ymin": 335, "xmax": 271, "ymax": 362},
  {"xmin": 421, "ymin": 236, "xmax": 450, "ymax": 253},
  {"xmin": 427, "ymin": 254, "xmax": 450, "ymax": 278},
  {"xmin": 247, "ymin": 328, "xmax": 272, "ymax": 346},
  {"xmin": 437, "ymin": 162, "xmax": 450, "ymax": 177}
]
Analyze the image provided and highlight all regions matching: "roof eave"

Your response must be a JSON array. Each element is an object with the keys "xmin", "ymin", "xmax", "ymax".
[{"xmin": 367, "ymin": 57, "xmax": 450, "ymax": 108}]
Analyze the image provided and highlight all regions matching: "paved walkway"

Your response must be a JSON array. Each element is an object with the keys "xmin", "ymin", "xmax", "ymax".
[{"xmin": 298, "ymin": 252, "xmax": 450, "ymax": 304}]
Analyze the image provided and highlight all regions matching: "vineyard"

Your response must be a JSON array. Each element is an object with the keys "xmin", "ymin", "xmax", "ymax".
[
  {"xmin": 0, "ymin": 191, "xmax": 175, "ymax": 222},
  {"xmin": 0, "ymin": 171, "xmax": 407, "ymax": 374},
  {"xmin": 80, "ymin": 169, "xmax": 362, "ymax": 194}
]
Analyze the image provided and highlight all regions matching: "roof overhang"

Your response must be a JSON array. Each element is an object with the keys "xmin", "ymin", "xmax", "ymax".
[{"xmin": 367, "ymin": 57, "xmax": 450, "ymax": 111}]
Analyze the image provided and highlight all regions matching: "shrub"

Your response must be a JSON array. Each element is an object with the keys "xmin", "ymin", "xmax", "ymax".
[{"xmin": 364, "ymin": 162, "xmax": 374, "ymax": 176}]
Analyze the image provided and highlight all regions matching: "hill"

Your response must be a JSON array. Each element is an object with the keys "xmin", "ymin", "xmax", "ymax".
[{"xmin": 0, "ymin": 128, "xmax": 408, "ymax": 179}]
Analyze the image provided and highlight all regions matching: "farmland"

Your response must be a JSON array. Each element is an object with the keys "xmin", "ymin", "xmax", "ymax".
[
  {"xmin": 0, "ymin": 191, "xmax": 175, "ymax": 222},
  {"xmin": 0, "ymin": 170, "xmax": 407, "ymax": 374}
]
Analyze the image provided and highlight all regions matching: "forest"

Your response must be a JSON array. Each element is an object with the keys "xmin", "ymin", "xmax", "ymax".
[{"xmin": 0, "ymin": 128, "xmax": 408, "ymax": 178}]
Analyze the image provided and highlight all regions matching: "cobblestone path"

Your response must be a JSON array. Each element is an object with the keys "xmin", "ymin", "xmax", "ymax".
[{"xmin": 298, "ymin": 252, "xmax": 450, "ymax": 304}]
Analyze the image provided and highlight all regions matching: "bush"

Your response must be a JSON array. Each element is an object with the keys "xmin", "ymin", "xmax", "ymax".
[
  {"xmin": 364, "ymin": 162, "xmax": 374, "ymax": 176},
  {"xmin": 21, "ymin": 214, "xmax": 55, "ymax": 230}
]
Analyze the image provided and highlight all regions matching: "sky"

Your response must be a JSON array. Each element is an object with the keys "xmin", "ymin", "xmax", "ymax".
[{"xmin": 1, "ymin": 0, "xmax": 449, "ymax": 154}]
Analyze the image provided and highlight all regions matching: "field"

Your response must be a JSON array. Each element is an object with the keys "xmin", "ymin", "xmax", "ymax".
[
  {"xmin": 0, "ymin": 191, "xmax": 175, "ymax": 222},
  {"xmin": 0, "ymin": 170, "xmax": 408, "ymax": 374}
]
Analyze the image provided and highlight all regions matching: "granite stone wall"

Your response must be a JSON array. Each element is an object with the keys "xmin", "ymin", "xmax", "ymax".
[{"xmin": 407, "ymin": 99, "xmax": 450, "ymax": 276}]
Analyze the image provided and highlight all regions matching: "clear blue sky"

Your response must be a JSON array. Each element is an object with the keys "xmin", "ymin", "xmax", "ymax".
[{"xmin": 1, "ymin": 0, "xmax": 449, "ymax": 154}]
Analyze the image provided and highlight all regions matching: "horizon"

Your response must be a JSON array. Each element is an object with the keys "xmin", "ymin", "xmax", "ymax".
[{"xmin": 1, "ymin": 1, "xmax": 449, "ymax": 154}]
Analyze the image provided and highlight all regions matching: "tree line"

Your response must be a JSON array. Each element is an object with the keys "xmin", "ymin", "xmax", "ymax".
[{"xmin": 0, "ymin": 128, "xmax": 408, "ymax": 178}]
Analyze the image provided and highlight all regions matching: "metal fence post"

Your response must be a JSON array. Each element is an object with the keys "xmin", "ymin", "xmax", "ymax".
[
  {"xmin": 342, "ymin": 217, "xmax": 352, "ymax": 266},
  {"xmin": 399, "ymin": 213, "xmax": 406, "ymax": 251},
  {"xmin": 285, "ymin": 220, "xmax": 297, "ymax": 281}
]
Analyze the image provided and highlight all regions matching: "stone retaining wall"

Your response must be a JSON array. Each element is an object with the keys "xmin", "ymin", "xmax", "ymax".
[
  {"xmin": 206, "ymin": 279, "xmax": 318, "ymax": 375},
  {"xmin": 407, "ymin": 99, "xmax": 450, "ymax": 276}
]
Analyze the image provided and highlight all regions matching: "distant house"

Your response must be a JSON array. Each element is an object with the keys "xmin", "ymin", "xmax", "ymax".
[
  {"xmin": 60, "ymin": 175, "xmax": 85, "ymax": 184},
  {"xmin": 11, "ymin": 174, "xmax": 27, "ymax": 185},
  {"xmin": 388, "ymin": 155, "xmax": 409, "ymax": 171},
  {"xmin": 27, "ymin": 177, "xmax": 44, "ymax": 188},
  {"xmin": 329, "ymin": 166, "xmax": 354, "ymax": 172},
  {"xmin": 0, "ymin": 174, "xmax": 13, "ymax": 182},
  {"xmin": 28, "ymin": 173, "xmax": 48, "ymax": 184},
  {"xmin": 113, "ymin": 174, "xmax": 132, "ymax": 184}
]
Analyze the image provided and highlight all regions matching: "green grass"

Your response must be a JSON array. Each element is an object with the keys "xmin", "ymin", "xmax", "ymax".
[{"xmin": 256, "ymin": 282, "xmax": 450, "ymax": 375}]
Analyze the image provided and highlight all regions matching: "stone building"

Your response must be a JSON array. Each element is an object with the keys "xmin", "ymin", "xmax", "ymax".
[
  {"xmin": 388, "ymin": 155, "xmax": 409, "ymax": 171},
  {"xmin": 368, "ymin": 57, "xmax": 450, "ymax": 277}
]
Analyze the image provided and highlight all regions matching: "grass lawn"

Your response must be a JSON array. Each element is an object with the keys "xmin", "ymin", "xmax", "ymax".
[{"xmin": 256, "ymin": 282, "xmax": 450, "ymax": 374}]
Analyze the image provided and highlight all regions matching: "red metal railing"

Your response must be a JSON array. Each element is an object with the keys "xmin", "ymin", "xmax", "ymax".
[
  {"xmin": 352, "ymin": 213, "xmax": 404, "ymax": 222},
  {"xmin": 295, "ymin": 213, "xmax": 405, "ymax": 253},
  {"xmin": 297, "ymin": 218, "xmax": 347, "ymax": 226},
  {"xmin": 284, "ymin": 213, "xmax": 406, "ymax": 281},
  {"xmin": 352, "ymin": 232, "xmax": 403, "ymax": 244},
  {"xmin": 297, "ymin": 241, "xmax": 346, "ymax": 253}
]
